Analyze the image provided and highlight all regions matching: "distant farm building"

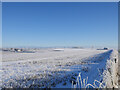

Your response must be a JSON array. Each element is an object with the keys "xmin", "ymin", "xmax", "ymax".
[
  {"xmin": 97, "ymin": 47, "xmax": 108, "ymax": 50},
  {"xmin": 53, "ymin": 49, "xmax": 64, "ymax": 51},
  {"xmin": 14, "ymin": 48, "xmax": 23, "ymax": 52},
  {"xmin": 103, "ymin": 47, "xmax": 108, "ymax": 50}
]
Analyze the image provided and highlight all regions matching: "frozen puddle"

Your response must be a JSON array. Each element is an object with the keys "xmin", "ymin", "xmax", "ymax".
[{"xmin": 1, "ymin": 49, "xmax": 113, "ymax": 88}]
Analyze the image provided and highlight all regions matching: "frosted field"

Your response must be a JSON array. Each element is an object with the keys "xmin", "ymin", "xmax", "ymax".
[{"xmin": 0, "ymin": 48, "xmax": 118, "ymax": 88}]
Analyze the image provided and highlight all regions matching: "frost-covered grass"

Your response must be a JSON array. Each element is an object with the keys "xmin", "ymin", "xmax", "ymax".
[
  {"xmin": 102, "ymin": 50, "xmax": 118, "ymax": 88},
  {"xmin": 0, "ymin": 48, "xmax": 114, "ymax": 88},
  {"xmin": 72, "ymin": 72, "xmax": 106, "ymax": 88},
  {"xmin": 72, "ymin": 50, "xmax": 118, "ymax": 88}
]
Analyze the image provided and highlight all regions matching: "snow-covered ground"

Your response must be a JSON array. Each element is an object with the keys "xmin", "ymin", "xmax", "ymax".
[
  {"xmin": 102, "ymin": 50, "xmax": 118, "ymax": 88},
  {"xmin": 0, "ymin": 48, "xmax": 118, "ymax": 88},
  {"xmin": 72, "ymin": 49, "xmax": 118, "ymax": 88}
]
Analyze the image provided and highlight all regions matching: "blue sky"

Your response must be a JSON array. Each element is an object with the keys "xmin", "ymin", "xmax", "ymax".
[{"xmin": 2, "ymin": 2, "xmax": 118, "ymax": 48}]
